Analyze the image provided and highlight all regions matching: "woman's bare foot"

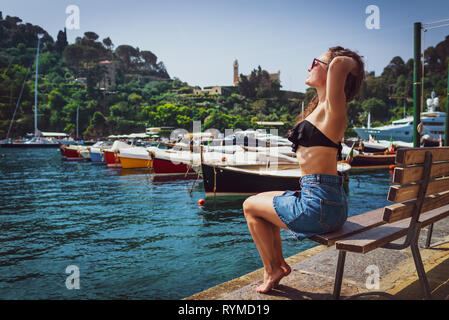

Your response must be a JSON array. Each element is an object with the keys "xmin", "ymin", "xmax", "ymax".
[
  {"xmin": 273, "ymin": 262, "xmax": 291, "ymax": 287},
  {"xmin": 280, "ymin": 262, "xmax": 291, "ymax": 277},
  {"xmin": 256, "ymin": 267, "xmax": 286, "ymax": 294}
]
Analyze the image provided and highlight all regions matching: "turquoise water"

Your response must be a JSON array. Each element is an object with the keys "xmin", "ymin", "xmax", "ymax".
[{"xmin": 0, "ymin": 148, "xmax": 391, "ymax": 299}]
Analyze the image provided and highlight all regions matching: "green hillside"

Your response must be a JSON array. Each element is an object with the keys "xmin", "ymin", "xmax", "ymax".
[{"xmin": 1, "ymin": 11, "xmax": 448, "ymax": 139}]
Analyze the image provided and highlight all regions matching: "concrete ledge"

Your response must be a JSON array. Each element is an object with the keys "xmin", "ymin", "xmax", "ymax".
[
  {"xmin": 184, "ymin": 244, "xmax": 328, "ymax": 300},
  {"xmin": 185, "ymin": 220, "xmax": 449, "ymax": 300}
]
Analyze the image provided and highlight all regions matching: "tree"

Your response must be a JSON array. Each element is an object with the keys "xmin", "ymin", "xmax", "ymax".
[
  {"xmin": 84, "ymin": 32, "xmax": 99, "ymax": 42},
  {"xmin": 55, "ymin": 29, "xmax": 68, "ymax": 54},
  {"xmin": 63, "ymin": 45, "xmax": 84, "ymax": 76},
  {"xmin": 102, "ymin": 37, "xmax": 113, "ymax": 50},
  {"xmin": 115, "ymin": 45, "xmax": 139, "ymax": 71},
  {"xmin": 362, "ymin": 98, "xmax": 388, "ymax": 121},
  {"xmin": 140, "ymin": 50, "xmax": 157, "ymax": 68}
]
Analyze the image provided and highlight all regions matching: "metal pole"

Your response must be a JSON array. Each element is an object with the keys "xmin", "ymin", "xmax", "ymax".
[
  {"xmin": 34, "ymin": 36, "xmax": 41, "ymax": 137},
  {"xmin": 76, "ymin": 106, "xmax": 79, "ymax": 139},
  {"xmin": 413, "ymin": 22, "xmax": 422, "ymax": 148},
  {"xmin": 445, "ymin": 60, "xmax": 449, "ymax": 146}
]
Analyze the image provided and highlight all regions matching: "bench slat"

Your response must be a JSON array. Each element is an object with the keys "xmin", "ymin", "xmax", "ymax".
[
  {"xmin": 395, "ymin": 147, "xmax": 449, "ymax": 165},
  {"xmin": 393, "ymin": 161, "xmax": 449, "ymax": 184},
  {"xmin": 336, "ymin": 204, "xmax": 449, "ymax": 254},
  {"xmin": 383, "ymin": 189, "xmax": 449, "ymax": 223},
  {"xmin": 309, "ymin": 208, "xmax": 385, "ymax": 246},
  {"xmin": 387, "ymin": 176, "xmax": 449, "ymax": 202}
]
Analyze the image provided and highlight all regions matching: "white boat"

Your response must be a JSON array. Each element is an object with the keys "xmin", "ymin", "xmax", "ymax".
[
  {"xmin": 353, "ymin": 111, "xmax": 446, "ymax": 143},
  {"xmin": 241, "ymin": 145, "xmax": 296, "ymax": 157}
]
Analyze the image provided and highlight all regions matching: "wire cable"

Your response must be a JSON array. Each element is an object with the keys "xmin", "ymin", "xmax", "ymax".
[
  {"xmin": 423, "ymin": 18, "xmax": 449, "ymax": 26},
  {"xmin": 425, "ymin": 23, "xmax": 449, "ymax": 31},
  {"xmin": 6, "ymin": 68, "xmax": 31, "ymax": 139}
]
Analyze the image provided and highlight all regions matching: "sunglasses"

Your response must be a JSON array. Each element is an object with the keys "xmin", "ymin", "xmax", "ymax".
[{"xmin": 311, "ymin": 58, "xmax": 328, "ymax": 69}]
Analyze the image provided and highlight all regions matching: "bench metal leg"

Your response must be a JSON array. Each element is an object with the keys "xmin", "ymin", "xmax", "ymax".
[
  {"xmin": 333, "ymin": 250, "xmax": 346, "ymax": 300},
  {"xmin": 410, "ymin": 241, "xmax": 432, "ymax": 300},
  {"xmin": 425, "ymin": 224, "xmax": 434, "ymax": 249}
]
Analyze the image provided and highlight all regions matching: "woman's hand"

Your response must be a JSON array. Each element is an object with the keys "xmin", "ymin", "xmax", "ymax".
[{"xmin": 330, "ymin": 56, "xmax": 359, "ymax": 77}]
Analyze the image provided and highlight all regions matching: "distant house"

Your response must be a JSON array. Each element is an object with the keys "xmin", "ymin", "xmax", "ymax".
[
  {"xmin": 97, "ymin": 60, "xmax": 116, "ymax": 90},
  {"xmin": 193, "ymin": 86, "xmax": 236, "ymax": 96}
]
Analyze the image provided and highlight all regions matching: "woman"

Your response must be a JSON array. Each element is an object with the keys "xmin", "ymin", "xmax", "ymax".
[{"xmin": 242, "ymin": 46, "xmax": 365, "ymax": 293}]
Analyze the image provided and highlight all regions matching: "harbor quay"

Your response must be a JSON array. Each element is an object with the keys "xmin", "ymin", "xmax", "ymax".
[{"xmin": 186, "ymin": 212, "xmax": 449, "ymax": 300}]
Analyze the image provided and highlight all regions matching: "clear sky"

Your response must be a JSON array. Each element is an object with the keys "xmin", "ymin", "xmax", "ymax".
[{"xmin": 2, "ymin": 0, "xmax": 449, "ymax": 92}]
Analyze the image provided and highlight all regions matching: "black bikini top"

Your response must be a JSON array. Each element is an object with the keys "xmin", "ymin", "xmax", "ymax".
[{"xmin": 288, "ymin": 120, "xmax": 342, "ymax": 159}]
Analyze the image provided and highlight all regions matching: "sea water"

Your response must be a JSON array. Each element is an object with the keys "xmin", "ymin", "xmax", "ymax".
[{"xmin": 0, "ymin": 148, "xmax": 391, "ymax": 299}]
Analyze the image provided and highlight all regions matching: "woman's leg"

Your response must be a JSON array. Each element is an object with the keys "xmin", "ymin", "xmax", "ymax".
[
  {"xmin": 271, "ymin": 224, "xmax": 291, "ymax": 277},
  {"xmin": 243, "ymin": 191, "xmax": 290, "ymax": 293}
]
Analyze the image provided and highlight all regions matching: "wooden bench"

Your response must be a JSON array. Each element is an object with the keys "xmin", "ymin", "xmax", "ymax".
[{"xmin": 309, "ymin": 146, "xmax": 449, "ymax": 300}]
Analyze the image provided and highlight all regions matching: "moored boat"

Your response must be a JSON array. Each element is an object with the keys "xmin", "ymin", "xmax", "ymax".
[
  {"xmin": 60, "ymin": 144, "xmax": 89, "ymax": 161},
  {"xmin": 151, "ymin": 149, "xmax": 198, "ymax": 176},
  {"xmin": 118, "ymin": 146, "xmax": 155, "ymax": 169},
  {"xmin": 89, "ymin": 141, "xmax": 112, "ymax": 163},
  {"xmin": 353, "ymin": 111, "xmax": 446, "ymax": 143},
  {"xmin": 201, "ymin": 162, "xmax": 350, "ymax": 197},
  {"xmin": 348, "ymin": 151, "xmax": 396, "ymax": 171},
  {"xmin": 103, "ymin": 141, "xmax": 133, "ymax": 168}
]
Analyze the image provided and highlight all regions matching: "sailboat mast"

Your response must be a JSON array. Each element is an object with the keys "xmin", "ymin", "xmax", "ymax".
[{"xmin": 34, "ymin": 34, "xmax": 43, "ymax": 137}]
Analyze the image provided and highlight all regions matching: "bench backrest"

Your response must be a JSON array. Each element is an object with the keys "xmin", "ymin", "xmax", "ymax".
[{"xmin": 383, "ymin": 147, "xmax": 449, "ymax": 223}]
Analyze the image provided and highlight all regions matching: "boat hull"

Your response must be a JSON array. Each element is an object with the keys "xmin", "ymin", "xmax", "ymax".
[
  {"xmin": 104, "ymin": 150, "xmax": 121, "ymax": 168},
  {"xmin": 152, "ymin": 157, "xmax": 196, "ymax": 175},
  {"xmin": 119, "ymin": 156, "xmax": 153, "ymax": 169},
  {"xmin": 89, "ymin": 151, "xmax": 105, "ymax": 163},
  {"xmin": 62, "ymin": 147, "xmax": 86, "ymax": 161},
  {"xmin": 1, "ymin": 143, "xmax": 59, "ymax": 148},
  {"xmin": 350, "ymin": 153, "xmax": 396, "ymax": 167},
  {"xmin": 201, "ymin": 163, "xmax": 301, "ymax": 197}
]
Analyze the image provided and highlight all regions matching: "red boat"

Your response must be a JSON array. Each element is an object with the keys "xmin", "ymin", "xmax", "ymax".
[
  {"xmin": 60, "ymin": 145, "xmax": 86, "ymax": 161},
  {"xmin": 152, "ymin": 156, "xmax": 196, "ymax": 176},
  {"xmin": 104, "ymin": 150, "xmax": 122, "ymax": 168}
]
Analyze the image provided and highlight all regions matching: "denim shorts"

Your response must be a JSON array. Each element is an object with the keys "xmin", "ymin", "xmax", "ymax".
[{"xmin": 273, "ymin": 174, "xmax": 348, "ymax": 241}]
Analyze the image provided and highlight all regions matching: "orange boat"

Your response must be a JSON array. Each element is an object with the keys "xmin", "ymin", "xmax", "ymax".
[
  {"xmin": 118, "ymin": 147, "xmax": 154, "ymax": 169},
  {"xmin": 103, "ymin": 141, "xmax": 133, "ymax": 168}
]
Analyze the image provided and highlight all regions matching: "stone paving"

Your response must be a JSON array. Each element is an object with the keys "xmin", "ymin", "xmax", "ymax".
[{"xmin": 186, "ymin": 217, "xmax": 449, "ymax": 300}]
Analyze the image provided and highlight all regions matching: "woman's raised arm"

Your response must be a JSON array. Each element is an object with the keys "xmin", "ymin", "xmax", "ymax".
[{"xmin": 326, "ymin": 56, "xmax": 359, "ymax": 111}]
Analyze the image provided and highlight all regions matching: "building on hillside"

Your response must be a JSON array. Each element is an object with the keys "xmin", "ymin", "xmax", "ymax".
[
  {"xmin": 97, "ymin": 60, "xmax": 116, "ymax": 90},
  {"xmin": 233, "ymin": 59, "xmax": 280, "ymax": 87},
  {"xmin": 193, "ymin": 86, "xmax": 236, "ymax": 96}
]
